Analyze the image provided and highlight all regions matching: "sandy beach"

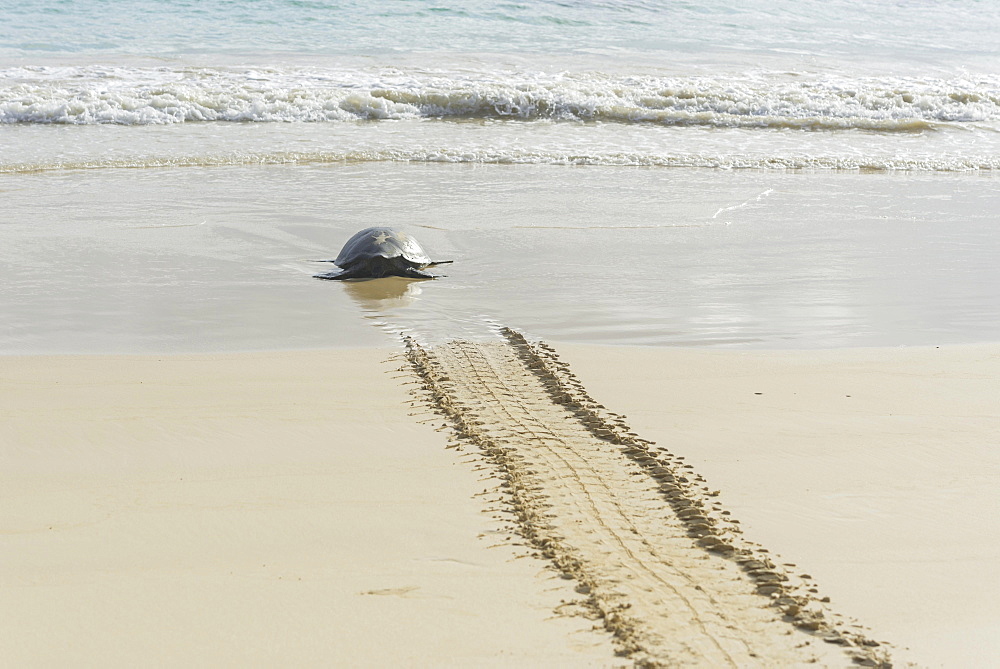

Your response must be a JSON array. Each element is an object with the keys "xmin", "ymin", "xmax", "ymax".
[
  {"xmin": 5, "ymin": 1, "xmax": 1000, "ymax": 666},
  {"xmin": 0, "ymin": 347, "xmax": 621, "ymax": 667},
  {"xmin": 4, "ymin": 338, "xmax": 997, "ymax": 667},
  {"xmin": 559, "ymin": 341, "xmax": 1000, "ymax": 668}
]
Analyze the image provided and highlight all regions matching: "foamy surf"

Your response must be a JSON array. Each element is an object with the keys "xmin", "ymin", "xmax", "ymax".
[
  {"xmin": 4, "ymin": 148, "xmax": 999, "ymax": 174},
  {"xmin": 3, "ymin": 66, "xmax": 999, "ymax": 131}
]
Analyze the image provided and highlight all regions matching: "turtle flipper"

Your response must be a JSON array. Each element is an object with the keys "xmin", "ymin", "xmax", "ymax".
[
  {"xmin": 314, "ymin": 268, "xmax": 359, "ymax": 280},
  {"xmin": 425, "ymin": 260, "xmax": 453, "ymax": 268},
  {"xmin": 403, "ymin": 267, "xmax": 437, "ymax": 279}
]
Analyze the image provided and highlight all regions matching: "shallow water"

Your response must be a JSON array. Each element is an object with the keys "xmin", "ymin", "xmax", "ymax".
[
  {"xmin": 3, "ymin": 162, "xmax": 998, "ymax": 353},
  {"xmin": 3, "ymin": 0, "xmax": 999, "ymax": 73}
]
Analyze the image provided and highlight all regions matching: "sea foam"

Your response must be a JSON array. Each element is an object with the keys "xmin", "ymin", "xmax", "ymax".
[
  {"xmin": 4, "ymin": 148, "xmax": 998, "ymax": 174},
  {"xmin": 2, "ymin": 66, "xmax": 998, "ymax": 131}
]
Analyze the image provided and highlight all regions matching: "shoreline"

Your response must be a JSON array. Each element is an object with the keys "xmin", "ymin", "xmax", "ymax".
[
  {"xmin": 3, "ymin": 341, "xmax": 998, "ymax": 666},
  {"xmin": 7, "ymin": 164, "xmax": 1000, "ymax": 355}
]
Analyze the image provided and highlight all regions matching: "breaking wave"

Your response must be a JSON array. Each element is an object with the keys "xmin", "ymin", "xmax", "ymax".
[{"xmin": 2, "ymin": 66, "xmax": 999, "ymax": 131}]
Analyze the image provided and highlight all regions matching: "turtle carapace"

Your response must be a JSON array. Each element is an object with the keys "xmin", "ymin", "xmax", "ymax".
[{"xmin": 314, "ymin": 227, "xmax": 452, "ymax": 280}]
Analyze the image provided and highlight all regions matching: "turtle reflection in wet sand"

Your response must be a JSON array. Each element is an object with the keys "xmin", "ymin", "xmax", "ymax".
[{"xmin": 314, "ymin": 227, "xmax": 452, "ymax": 280}]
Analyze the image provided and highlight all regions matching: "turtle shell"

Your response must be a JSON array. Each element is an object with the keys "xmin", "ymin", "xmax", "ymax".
[{"xmin": 335, "ymin": 227, "xmax": 432, "ymax": 267}]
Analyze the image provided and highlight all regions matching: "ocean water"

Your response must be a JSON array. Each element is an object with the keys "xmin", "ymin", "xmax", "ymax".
[{"xmin": 2, "ymin": 0, "xmax": 1000, "ymax": 352}]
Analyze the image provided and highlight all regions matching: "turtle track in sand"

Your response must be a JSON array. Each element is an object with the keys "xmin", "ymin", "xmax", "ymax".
[{"xmin": 403, "ymin": 328, "xmax": 892, "ymax": 668}]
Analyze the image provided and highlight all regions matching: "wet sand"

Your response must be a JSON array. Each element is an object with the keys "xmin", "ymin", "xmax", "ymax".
[
  {"xmin": 4, "ymin": 339, "xmax": 997, "ymax": 666},
  {"xmin": 4, "ymin": 164, "xmax": 1000, "ymax": 354}
]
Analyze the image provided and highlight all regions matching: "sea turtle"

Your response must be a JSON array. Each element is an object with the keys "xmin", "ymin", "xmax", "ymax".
[{"xmin": 314, "ymin": 227, "xmax": 452, "ymax": 280}]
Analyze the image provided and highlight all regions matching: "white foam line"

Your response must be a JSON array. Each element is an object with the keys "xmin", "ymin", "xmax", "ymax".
[{"xmin": 711, "ymin": 188, "xmax": 775, "ymax": 220}]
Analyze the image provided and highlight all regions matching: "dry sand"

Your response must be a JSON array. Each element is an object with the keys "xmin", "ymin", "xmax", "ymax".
[
  {"xmin": 557, "ymin": 341, "xmax": 1000, "ymax": 668},
  {"xmin": 3, "ymin": 338, "xmax": 998, "ymax": 667},
  {"xmin": 0, "ymin": 348, "xmax": 621, "ymax": 667}
]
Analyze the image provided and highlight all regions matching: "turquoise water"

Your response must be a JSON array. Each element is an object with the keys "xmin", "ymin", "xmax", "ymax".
[
  {"xmin": 2, "ymin": 1, "xmax": 999, "ymax": 352},
  {"xmin": 4, "ymin": 0, "xmax": 999, "ymax": 71}
]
